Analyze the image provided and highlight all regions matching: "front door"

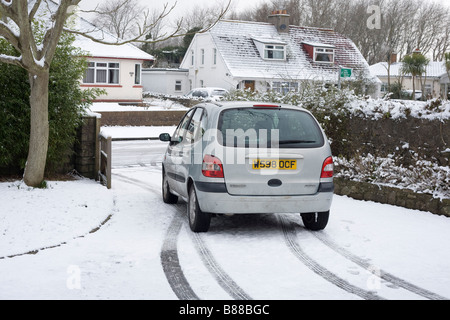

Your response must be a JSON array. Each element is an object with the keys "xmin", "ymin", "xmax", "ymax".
[{"xmin": 243, "ymin": 80, "xmax": 255, "ymax": 92}]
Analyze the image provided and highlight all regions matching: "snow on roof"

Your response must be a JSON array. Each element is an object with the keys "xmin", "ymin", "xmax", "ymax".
[
  {"xmin": 209, "ymin": 20, "xmax": 373, "ymax": 82},
  {"xmin": 74, "ymin": 17, "xmax": 154, "ymax": 61},
  {"xmin": 302, "ymin": 41, "xmax": 336, "ymax": 48},
  {"xmin": 369, "ymin": 61, "xmax": 447, "ymax": 79}
]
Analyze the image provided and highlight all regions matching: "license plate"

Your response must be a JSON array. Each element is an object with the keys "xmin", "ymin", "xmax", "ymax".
[{"xmin": 252, "ymin": 159, "xmax": 297, "ymax": 170}]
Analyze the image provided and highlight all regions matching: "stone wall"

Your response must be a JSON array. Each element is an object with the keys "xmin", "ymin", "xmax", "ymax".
[{"xmin": 334, "ymin": 177, "xmax": 450, "ymax": 217}]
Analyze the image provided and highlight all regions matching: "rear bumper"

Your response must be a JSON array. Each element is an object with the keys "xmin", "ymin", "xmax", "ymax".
[{"xmin": 195, "ymin": 181, "xmax": 333, "ymax": 214}]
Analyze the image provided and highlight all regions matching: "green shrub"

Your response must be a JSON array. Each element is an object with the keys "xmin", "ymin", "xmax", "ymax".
[{"xmin": 0, "ymin": 31, "xmax": 102, "ymax": 175}]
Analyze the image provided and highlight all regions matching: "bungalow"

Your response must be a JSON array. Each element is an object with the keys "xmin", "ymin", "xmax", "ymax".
[
  {"xmin": 179, "ymin": 11, "xmax": 379, "ymax": 96},
  {"xmin": 74, "ymin": 17, "xmax": 154, "ymax": 103},
  {"xmin": 369, "ymin": 58, "xmax": 450, "ymax": 99}
]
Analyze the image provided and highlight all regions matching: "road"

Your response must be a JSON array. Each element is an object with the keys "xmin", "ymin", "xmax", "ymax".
[{"xmin": 108, "ymin": 140, "xmax": 450, "ymax": 300}]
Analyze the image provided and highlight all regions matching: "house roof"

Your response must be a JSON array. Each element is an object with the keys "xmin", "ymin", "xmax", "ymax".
[
  {"xmin": 369, "ymin": 61, "xmax": 447, "ymax": 79},
  {"xmin": 207, "ymin": 20, "xmax": 375, "ymax": 82},
  {"xmin": 73, "ymin": 17, "xmax": 154, "ymax": 61}
]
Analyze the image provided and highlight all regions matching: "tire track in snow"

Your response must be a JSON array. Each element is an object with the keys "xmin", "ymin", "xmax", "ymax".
[
  {"xmin": 114, "ymin": 172, "xmax": 251, "ymax": 300},
  {"xmin": 278, "ymin": 215, "xmax": 385, "ymax": 300},
  {"xmin": 311, "ymin": 231, "xmax": 448, "ymax": 300},
  {"xmin": 113, "ymin": 173, "xmax": 198, "ymax": 300}
]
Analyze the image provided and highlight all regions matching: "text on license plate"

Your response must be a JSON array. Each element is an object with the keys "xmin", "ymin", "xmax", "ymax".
[{"xmin": 252, "ymin": 159, "xmax": 297, "ymax": 170}]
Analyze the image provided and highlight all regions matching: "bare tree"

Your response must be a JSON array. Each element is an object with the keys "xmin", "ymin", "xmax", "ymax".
[
  {"xmin": 0, "ymin": 0, "xmax": 230, "ymax": 187},
  {"xmin": 92, "ymin": 0, "xmax": 146, "ymax": 39}
]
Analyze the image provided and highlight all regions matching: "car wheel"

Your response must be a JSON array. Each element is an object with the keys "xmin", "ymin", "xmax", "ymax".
[
  {"xmin": 301, "ymin": 211, "xmax": 329, "ymax": 231},
  {"xmin": 188, "ymin": 185, "xmax": 211, "ymax": 232},
  {"xmin": 162, "ymin": 170, "xmax": 178, "ymax": 204}
]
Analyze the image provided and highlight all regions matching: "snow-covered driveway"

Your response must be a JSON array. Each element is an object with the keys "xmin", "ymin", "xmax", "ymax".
[{"xmin": 1, "ymin": 140, "xmax": 449, "ymax": 300}]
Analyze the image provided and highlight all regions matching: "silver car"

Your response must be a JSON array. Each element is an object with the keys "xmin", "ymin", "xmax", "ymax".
[{"xmin": 159, "ymin": 101, "xmax": 334, "ymax": 232}]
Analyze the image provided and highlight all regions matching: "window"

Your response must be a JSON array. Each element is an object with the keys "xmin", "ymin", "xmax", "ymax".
[
  {"xmin": 200, "ymin": 80, "xmax": 204, "ymax": 87},
  {"xmin": 314, "ymin": 48, "xmax": 334, "ymax": 63},
  {"xmin": 272, "ymin": 82, "xmax": 298, "ymax": 94},
  {"xmin": 172, "ymin": 109, "xmax": 195, "ymax": 144},
  {"xmin": 213, "ymin": 48, "xmax": 217, "ymax": 65},
  {"xmin": 134, "ymin": 64, "xmax": 141, "ymax": 85},
  {"xmin": 175, "ymin": 80, "xmax": 182, "ymax": 92},
  {"xmin": 201, "ymin": 49, "xmax": 205, "ymax": 65},
  {"xmin": 218, "ymin": 108, "xmax": 324, "ymax": 148},
  {"xmin": 264, "ymin": 45, "xmax": 285, "ymax": 60},
  {"xmin": 83, "ymin": 61, "xmax": 120, "ymax": 84},
  {"xmin": 185, "ymin": 108, "xmax": 205, "ymax": 144},
  {"xmin": 191, "ymin": 50, "xmax": 194, "ymax": 66}
]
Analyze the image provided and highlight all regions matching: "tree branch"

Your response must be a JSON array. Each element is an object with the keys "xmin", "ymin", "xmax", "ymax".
[{"xmin": 64, "ymin": 0, "xmax": 231, "ymax": 46}]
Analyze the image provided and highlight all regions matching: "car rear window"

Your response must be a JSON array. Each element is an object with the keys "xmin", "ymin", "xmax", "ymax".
[{"xmin": 218, "ymin": 107, "xmax": 324, "ymax": 148}]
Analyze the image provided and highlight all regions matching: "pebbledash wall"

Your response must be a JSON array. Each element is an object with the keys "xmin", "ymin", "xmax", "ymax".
[
  {"xmin": 332, "ymin": 116, "xmax": 450, "ymax": 217},
  {"xmin": 74, "ymin": 110, "xmax": 449, "ymax": 217}
]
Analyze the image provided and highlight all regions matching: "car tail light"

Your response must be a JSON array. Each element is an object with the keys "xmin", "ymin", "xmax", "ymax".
[
  {"xmin": 320, "ymin": 156, "xmax": 334, "ymax": 178},
  {"xmin": 202, "ymin": 154, "xmax": 224, "ymax": 178}
]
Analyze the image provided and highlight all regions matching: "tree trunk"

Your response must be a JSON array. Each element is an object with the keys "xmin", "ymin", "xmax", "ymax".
[{"xmin": 23, "ymin": 70, "xmax": 50, "ymax": 187}]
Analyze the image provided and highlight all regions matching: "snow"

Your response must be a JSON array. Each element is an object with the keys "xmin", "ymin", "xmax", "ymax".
[
  {"xmin": 100, "ymin": 126, "xmax": 176, "ymax": 139},
  {"xmin": 1, "ymin": 166, "xmax": 450, "ymax": 300},
  {"xmin": 88, "ymin": 100, "xmax": 188, "ymax": 112}
]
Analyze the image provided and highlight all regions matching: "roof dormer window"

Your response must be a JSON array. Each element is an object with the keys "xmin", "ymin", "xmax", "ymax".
[
  {"xmin": 264, "ymin": 44, "xmax": 285, "ymax": 60},
  {"xmin": 302, "ymin": 42, "xmax": 335, "ymax": 64},
  {"xmin": 314, "ymin": 47, "xmax": 334, "ymax": 63},
  {"xmin": 252, "ymin": 36, "xmax": 287, "ymax": 61}
]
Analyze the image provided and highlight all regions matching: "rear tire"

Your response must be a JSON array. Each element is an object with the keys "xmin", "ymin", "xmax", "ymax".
[
  {"xmin": 162, "ymin": 170, "xmax": 178, "ymax": 204},
  {"xmin": 301, "ymin": 211, "xmax": 329, "ymax": 231},
  {"xmin": 188, "ymin": 185, "xmax": 211, "ymax": 232}
]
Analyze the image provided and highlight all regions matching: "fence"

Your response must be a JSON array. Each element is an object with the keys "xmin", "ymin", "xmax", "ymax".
[{"xmin": 98, "ymin": 132, "xmax": 112, "ymax": 189}]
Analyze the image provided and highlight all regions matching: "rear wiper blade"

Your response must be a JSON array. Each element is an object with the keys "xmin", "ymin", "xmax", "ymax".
[{"xmin": 278, "ymin": 140, "xmax": 316, "ymax": 144}]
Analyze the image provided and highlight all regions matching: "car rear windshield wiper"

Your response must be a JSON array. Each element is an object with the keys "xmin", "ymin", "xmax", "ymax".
[{"xmin": 278, "ymin": 140, "xmax": 317, "ymax": 144}]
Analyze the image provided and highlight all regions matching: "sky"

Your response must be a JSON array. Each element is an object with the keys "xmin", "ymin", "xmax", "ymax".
[{"xmin": 79, "ymin": 0, "xmax": 450, "ymax": 17}]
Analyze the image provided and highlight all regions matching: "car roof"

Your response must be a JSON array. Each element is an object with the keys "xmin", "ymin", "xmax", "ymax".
[{"xmin": 198, "ymin": 101, "xmax": 308, "ymax": 112}]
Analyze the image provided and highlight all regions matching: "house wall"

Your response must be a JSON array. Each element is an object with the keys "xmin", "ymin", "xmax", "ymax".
[
  {"xmin": 142, "ymin": 69, "xmax": 189, "ymax": 95},
  {"xmin": 379, "ymin": 75, "xmax": 441, "ymax": 98},
  {"xmin": 80, "ymin": 57, "xmax": 145, "ymax": 102},
  {"xmin": 181, "ymin": 33, "xmax": 235, "ymax": 91}
]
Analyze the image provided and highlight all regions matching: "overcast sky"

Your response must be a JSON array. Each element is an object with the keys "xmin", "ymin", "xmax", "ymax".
[{"xmin": 78, "ymin": 0, "xmax": 450, "ymax": 25}]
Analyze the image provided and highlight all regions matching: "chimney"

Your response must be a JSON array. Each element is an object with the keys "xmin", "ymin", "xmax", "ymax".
[
  {"xmin": 389, "ymin": 53, "xmax": 397, "ymax": 64},
  {"xmin": 268, "ymin": 10, "xmax": 290, "ymax": 33}
]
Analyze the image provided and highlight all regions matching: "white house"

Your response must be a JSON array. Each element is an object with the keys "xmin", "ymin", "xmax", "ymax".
[
  {"xmin": 369, "ymin": 60, "xmax": 450, "ymax": 99},
  {"xmin": 28, "ymin": 0, "xmax": 154, "ymax": 103},
  {"xmin": 180, "ymin": 11, "xmax": 379, "ymax": 96},
  {"xmin": 74, "ymin": 18, "xmax": 154, "ymax": 103}
]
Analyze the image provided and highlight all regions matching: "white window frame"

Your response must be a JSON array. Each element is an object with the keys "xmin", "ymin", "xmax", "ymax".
[
  {"xmin": 83, "ymin": 61, "xmax": 120, "ymax": 84},
  {"xmin": 264, "ymin": 44, "xmax": 286, "ymax": 60},
  {"xmin": 272, "ymin": 81, "xmax": 299, "ymax": 94},
  {"xmin": 134, "ymin": 63, "xmax": 141, "ymax": 85},
  {"xmin": 313, "ymin": 47, "xmax": 335, "ymax": 64},
  {"xmin": 175, "ymin": 80, "xmax": 182, "ymax": 92}
]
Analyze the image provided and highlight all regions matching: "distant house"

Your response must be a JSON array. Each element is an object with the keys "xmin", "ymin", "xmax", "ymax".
[
  {"xmin": 141, "ymin": 68, "xmax": 189, "ymax": 96},
  {"xmin": 29, "ymin": 1, "xmax": 154, "ymax": 103},
  {"xmin": 75, "ymin": 18, "xmax": 154, "ymax": 103},
  {"xmin": 370, "ymin": 57, "xmax": 449, "ymax": 99},
  {"xmin": 179, "ymin": 11, "xmax": 380, "ymax": 96}
]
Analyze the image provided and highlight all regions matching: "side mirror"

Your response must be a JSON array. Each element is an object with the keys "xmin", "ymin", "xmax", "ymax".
[{"xmin": 159, "ymin": 133, "xmax": 171, "ymax": 142}]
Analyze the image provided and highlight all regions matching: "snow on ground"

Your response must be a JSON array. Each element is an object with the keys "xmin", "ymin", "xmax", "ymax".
[
  {"xmin": 1, "ymin": 166, "xmax": 450, "ymax": 300},
  {"xmin": 100, "ymin": 126, "xmax": 177, "ymax": 139},
  {"xmin": 88, "ymin": 99, "xmax": 188, "ymax": 113}
]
